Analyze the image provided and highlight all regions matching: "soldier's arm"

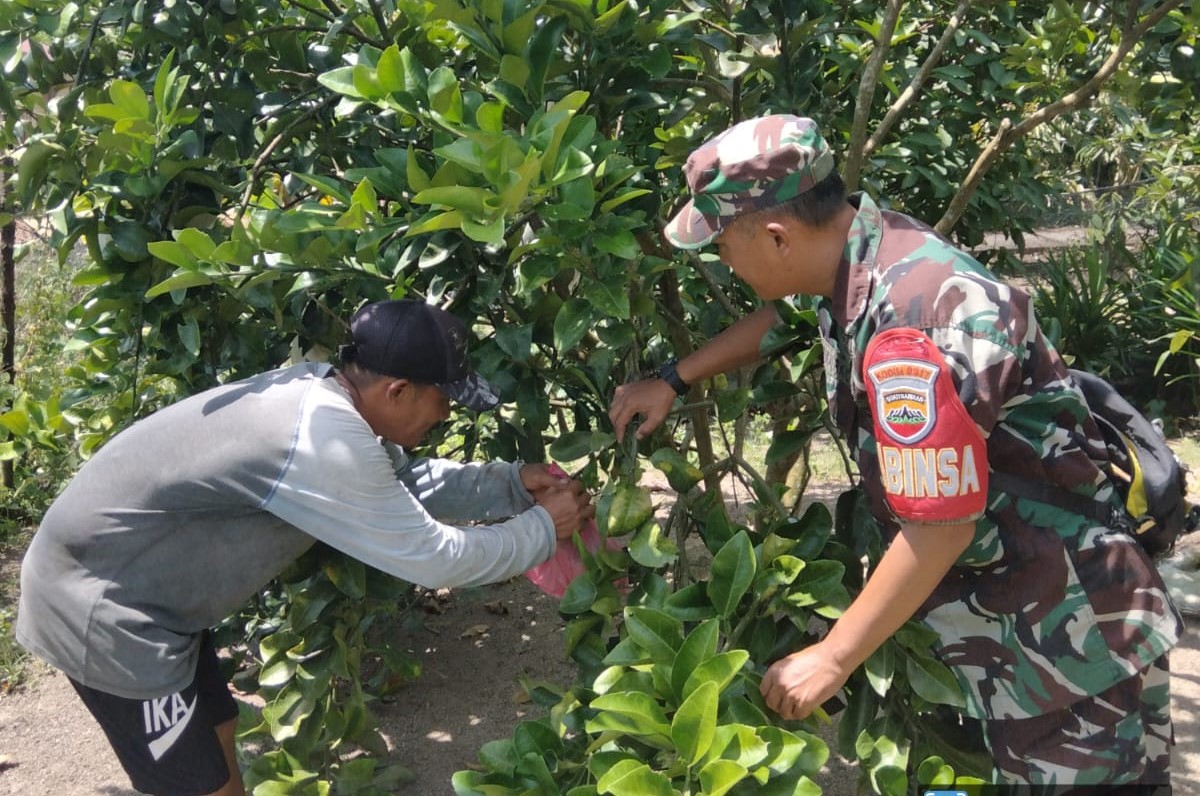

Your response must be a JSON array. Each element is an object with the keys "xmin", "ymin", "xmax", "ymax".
[
  {"xmin": 760, "ymin": 520, "xmax": 973, "ymax": 720},
  {"xmin": 610, "ymin": 306, "xmax": 777, "ymax": 441}
]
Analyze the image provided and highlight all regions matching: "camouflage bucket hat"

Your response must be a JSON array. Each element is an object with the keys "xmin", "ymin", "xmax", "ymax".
[{"xmin": 664, "ymin": 115, "xmax": 835, "ymax": 250}]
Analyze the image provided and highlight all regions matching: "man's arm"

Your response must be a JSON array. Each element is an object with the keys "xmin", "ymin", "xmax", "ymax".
[
  {"xmin": 390, "ymin": 453, "xmax": 537, "ymax": 521},
  {"xmin": 609, "ymin": 306, "xmax": 778, "ymax": 441},
  {"xmin": 759, "ymin": 520, "xmax": 974, "ymax": 720}
]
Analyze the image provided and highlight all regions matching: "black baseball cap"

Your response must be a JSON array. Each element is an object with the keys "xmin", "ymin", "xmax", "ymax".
[{"xmin": 342, "ymin": 299, "xmax": 499, "ymax": 411}]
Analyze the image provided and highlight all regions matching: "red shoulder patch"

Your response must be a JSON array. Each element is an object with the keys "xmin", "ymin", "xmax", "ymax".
[{"xmin": 862, "ymin": 328, "xmax": 987, "ymax": 523}]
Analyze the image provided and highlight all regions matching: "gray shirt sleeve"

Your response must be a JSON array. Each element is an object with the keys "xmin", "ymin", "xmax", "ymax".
[
  {"xmin": 262, "ymin": 379, "xmax": 556, "ymax": 589},
  {"xmin": 384, "ymin": 443, "xmax": 537, "ymax": 522}
]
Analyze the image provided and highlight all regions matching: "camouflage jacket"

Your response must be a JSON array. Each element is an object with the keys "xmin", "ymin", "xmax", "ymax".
[{"xmin": 780, "ymin": 192, "xmax": 1182, "ymax": 721}]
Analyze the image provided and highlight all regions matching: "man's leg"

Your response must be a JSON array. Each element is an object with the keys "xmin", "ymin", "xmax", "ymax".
[
  {"xmin": 69, "ymin": 633, "xmax": 243, "ymax": 796},
  {"xmin": 207, "ymin": 717, "xmax": 245, "ymax": 796}
]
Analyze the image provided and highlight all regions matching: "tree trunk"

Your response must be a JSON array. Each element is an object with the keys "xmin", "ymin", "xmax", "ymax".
[{"xmin": 1, "ymin": 157, "xmax": 15, "ymax": 489}]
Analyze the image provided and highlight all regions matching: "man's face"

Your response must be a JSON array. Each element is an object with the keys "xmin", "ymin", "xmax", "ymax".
[
  {"xmin": 376, "ymin": 381, "xmax": 452, "ymax": 448},
  {"xmin": 715, "ymin": 215, "xmax": 789, "ymax": 301}
]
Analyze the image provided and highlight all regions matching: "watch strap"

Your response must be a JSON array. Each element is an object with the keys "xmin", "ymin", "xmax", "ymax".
[{"xmin": 658, "ymin": 358, "xmax": 690, "ymax": 397}]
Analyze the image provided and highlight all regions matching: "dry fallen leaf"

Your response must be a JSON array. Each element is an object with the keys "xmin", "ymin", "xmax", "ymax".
[
  {"xmin": 460, "ymin": 623, "xmax": 490, "ymax": 639},
  {"xmin": 485, "ymin": 600, "xmax": 509, "ymax": 616}
]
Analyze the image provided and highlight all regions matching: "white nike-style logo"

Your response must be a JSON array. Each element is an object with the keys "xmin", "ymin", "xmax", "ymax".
[{"xmin": 147, "ymin": 694, "xmax": 198, "ymax": 760}]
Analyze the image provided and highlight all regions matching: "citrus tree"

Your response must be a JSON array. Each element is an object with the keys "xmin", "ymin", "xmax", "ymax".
[{"xmin": 2, "ymin": 0, "xmax": 1195, "ymax": 793}]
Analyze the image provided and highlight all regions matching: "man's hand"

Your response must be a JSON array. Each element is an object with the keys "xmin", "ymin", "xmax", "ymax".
[
  {"xmin": 608, "ymin": 378, "xmax": 677, "ymax": 442},
  {"xmin": 759, "ymin": 641, "xmax": 852, "ymax": 720},
  {"xmin": 534, "ymin": 480, "xmax": 595, "ymax": 541},
  {"xmin": 519, "ymin": 462, "xmax": 567, "ymax": 495}
]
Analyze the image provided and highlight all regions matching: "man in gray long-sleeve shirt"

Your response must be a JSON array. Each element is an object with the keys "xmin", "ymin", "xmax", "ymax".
[{"xmin": 17, "ymin": 298, "xmax": 593, "ymax": 796}]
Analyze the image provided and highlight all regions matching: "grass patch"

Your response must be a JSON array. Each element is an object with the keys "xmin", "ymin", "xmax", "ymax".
[{"xmin": 0, "ymin": 527, "xmax": 33, "ymax": 693}]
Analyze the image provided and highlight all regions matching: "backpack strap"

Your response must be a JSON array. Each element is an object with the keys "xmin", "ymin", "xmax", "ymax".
[{"xmin": 989, "ymin": 470, "xmax": 1137, "ymax": 534}]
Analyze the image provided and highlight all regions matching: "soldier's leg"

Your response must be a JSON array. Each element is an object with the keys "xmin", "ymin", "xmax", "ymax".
[{"xmin": 984, "ymin": 655, "xmax": 1172, "ymax": 788}]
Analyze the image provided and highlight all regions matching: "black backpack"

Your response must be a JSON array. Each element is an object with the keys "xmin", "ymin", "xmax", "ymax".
[{"xmin": 991, "ymin": 369, "xmax": 1199, "ymax": 557}]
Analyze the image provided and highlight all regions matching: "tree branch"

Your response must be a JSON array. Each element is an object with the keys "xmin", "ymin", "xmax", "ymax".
[
  {"xmin": 237, "ymin": 95, "xmax": 339, "ymax": 217},
  {"xmin": 843, "ymin": 0, "xmax": 902, "ymax": 192},
  {"xmin": 864, "ymin": 0, "xmax": 973, "ymax": 158},
  {"xmin": 935, "ymin": 0, "xmax": 1184, "ymax": 235}
]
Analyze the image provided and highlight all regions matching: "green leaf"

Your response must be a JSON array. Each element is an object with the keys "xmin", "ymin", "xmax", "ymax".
[
  {"xmin": 672, "ymin": 680, "xmax": 718, "ymax": 766},
  {"xmin": 412, "ymin": 186, "xmax": 490, "ymax": 213},
  {"xmin": 178, "ymin": 317, "xmax": 201, "ymax": 356},
  {"xmin": 294, "ymin": 172, "xmax": 351, "ymax": 204},
  {"xmin": 765, "ymin": 428, "xmax": 813, "ymax": 467},
  {"xmin": 698, "ymin": 759, "xmax": 747, "ymax": 796},
  {"xmin": 586, "ymin": 692, "xmax": 670, "ymax": 737},
  {"xmin": 707, "ymin": 530, "xmax": 756, "ymax": 617},
  {"xmin": 649, "ymin": 447, "xmax": 703, "ymax": 493},
  {"xmin": 593, "ymin": 229, "xmax": 639, "ymax": 259},
  {"xmin": 628, "ymin": 520, "xmax": 678, "ymax": 568},
  {"xmin": 598, "ymin": 482, "xmax": 653, "ymax": 537},
  {"xmin": 583, "ymin": 279, "xmax": 630, "ymax": 319},
  {"xmin": 398, "ymin": 47, "xmax": 428, "ymax": 96},
  {"xmin": 317, "ymin": 66, "xmax": 365, "ymax": 98},
  {"xmin": 559, "ymin": 574, "xmax": 598, "ymax": 614},
  {"xmin": 376, "ymin": 45, "xmax": 406, "ymax": 93},
  {"xmin": 671, "ymin": 620, "xmax": 719, "ymax": 700},
  {"xmin": 595, "ymin": 760, "xmax": 674, "ymax": 796},
  {"xmin": 905, "ymin": 652, "xmax": 965, "ymax": 707},
  {"xmin": 778, "ymin": 502, "xmax": 833, "ymax": 559},
  {"xmin": 917, "ymin": 755, "xmax": 955, "ymax": 786},
  {"xmin": 323, "ymin": 556, "xmax": 367, "ymax": 599},
  {"xmin": 623, "ymin": 606, "xmax": 683, "ymax": 661},
  {"xmin": 0, "ymin": 410, "xmax": 31, "ymax": 436},
  {"xmin": 553, "ymin": 297, "xmax": 594, "ymax": 351},
  {"xmin": 664, "ymin": 583, "xmax": 717, "ymax": 622},
  {"xmin": 145, "ymin": 271, "xmax": 215, "ymax": 298},
  {"xmin": 865, "ymin": 641, "xmax": 895, "ymax": 697},
  {"xmin": 526, "ymin": 15, "xmax": 568, "ymax": 104},
  {"xmin": 408, "ymin": 210, "xmax": 466, "ymax": 237},
  {"xmin": 495, "ymin": 324, "xmax": 533, "ymax": 361},
  {"xmin": 406, "ymin": 145, "xmax": 431, "ymax": 192},
  {"xmin": 786, "ymin": 560, "xmax": 847, "ymax": 609},
  {"xmin": 428, "ymin": 66, "xmax": 463, "ymax": 123},
  {"xmin": 499, "ymin": 54, "xmax": 531, "ymax": 89},
  {"xmin": 147, "ymin": 241, "xmax": 199, "ymax": 270},
  {"xmin": 110, "ymin": 79, "xmax": 150, "ymax": 119},
  {"xmin": 599, "ymin": 188, "xmax": 652, "ymax": 214},
  {"xmin": 110, "ymin": 221, "xmax": 150, "ymax": 261},
  {"xmin": 175, "ymin": 227, "xmax": 216, "ymax": 260},
  {"xmin": 548, "ymin": 429, "xmax": 613, "ymax": 462},
  {"xmin": 681, "ymin": 650, "xmax": 749, "ymax": 700}
]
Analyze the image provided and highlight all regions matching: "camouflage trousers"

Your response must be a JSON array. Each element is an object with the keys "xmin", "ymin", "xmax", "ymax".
[{"xmin": 985, "ymin": 655, "xmax": 1172, "ymax": 787}]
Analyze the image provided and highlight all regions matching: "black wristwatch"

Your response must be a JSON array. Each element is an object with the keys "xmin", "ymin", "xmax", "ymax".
[{"xmin": 657, "ymin": 357, "xmax": 690, "ymax": 397}]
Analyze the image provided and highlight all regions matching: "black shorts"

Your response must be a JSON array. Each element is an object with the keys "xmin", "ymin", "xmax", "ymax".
[{"xmin": 68, "ymin": 633, "xmax": 240, "ymax": 796}]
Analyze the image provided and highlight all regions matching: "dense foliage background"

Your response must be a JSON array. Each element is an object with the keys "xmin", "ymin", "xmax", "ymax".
[{"xmin": 1, "ymin": 1, "xmax": 1197, "ymax": 793}]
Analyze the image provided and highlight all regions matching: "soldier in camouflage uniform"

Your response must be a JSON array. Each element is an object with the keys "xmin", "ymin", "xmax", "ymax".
[{"xmin": 608, "ymin": 115, "xmax": 1182, "ymax": 786}]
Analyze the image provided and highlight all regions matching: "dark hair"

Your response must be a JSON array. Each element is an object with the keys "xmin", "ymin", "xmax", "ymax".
[{"xmin": 769, "ymin": 171, "xmax": 848, "ymax": 228}]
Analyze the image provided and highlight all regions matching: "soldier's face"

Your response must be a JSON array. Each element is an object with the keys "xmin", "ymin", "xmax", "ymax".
[{"xmin": 716, "ymin": 217, "xmax": 792, "ymax": 301}]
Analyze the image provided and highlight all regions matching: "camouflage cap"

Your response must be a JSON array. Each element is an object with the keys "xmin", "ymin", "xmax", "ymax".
[{"xmin": 664, "ymin": 115, "xmax": 835, "ymax": 249}]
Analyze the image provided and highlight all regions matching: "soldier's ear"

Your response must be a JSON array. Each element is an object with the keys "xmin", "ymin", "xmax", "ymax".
[{"xmin": 763, "ymin": 220, "xmax": 791, "ymax": 255}]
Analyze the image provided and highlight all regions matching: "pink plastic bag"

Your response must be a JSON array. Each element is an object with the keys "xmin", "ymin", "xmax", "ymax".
[{"xmin": 524, "ymin": 464, "xmax": 623, "ymax": 598}]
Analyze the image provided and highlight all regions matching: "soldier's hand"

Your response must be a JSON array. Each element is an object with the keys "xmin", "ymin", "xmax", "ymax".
[
  {"xmin": 534, "ymin": 480, "xmax": 595, "ymax": 541},
  {"xmin": 759, "ymin": 642, "xmax": 851, "ymax": 721},
  {"xmin": 609, "ymin": 379, "xmax": 677, "ymax": 442}
]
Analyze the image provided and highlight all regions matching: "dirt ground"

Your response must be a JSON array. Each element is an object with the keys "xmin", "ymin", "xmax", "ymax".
[{"xmin": 2, "ymin": 484, "xmax": 1199, "ymax": 795}]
